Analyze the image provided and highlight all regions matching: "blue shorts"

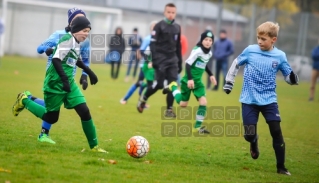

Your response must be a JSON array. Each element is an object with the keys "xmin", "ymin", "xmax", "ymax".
[{"xmin": 242, "ymin": 103, "xmax": 281, "ymax": 125}]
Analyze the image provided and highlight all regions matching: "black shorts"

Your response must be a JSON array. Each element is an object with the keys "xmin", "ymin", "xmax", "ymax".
[{"xmin": 155, "ymin": 56, "xmax": 178, "ymax": 83}]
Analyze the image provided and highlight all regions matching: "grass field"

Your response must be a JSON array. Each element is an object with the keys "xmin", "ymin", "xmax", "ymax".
[{"xmin": 0, "ymin": 55, "xmax": 319, "ymax": 183}]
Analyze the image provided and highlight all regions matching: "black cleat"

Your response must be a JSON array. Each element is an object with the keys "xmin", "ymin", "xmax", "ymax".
[
  {"xmin": 165, "ymin": 109, "xmax": 176, "ymax": 118},
  {"xmin": 250, "ymin": 135, "xmax": 259, "ymax": 159},
  {"xmin": 277, "ymin": 167, "xmax": 291, "ymax": 176},
  {"xmin": 162, "ymin": 87, "xmax": 170, "ymax": 95},
  {"xmin": 196, "ymin": 126, "xmax": 210, "ymax": 134},
  {"xmin": 137, "ymin": 99, "xmax": 146, "ymax": 113}
]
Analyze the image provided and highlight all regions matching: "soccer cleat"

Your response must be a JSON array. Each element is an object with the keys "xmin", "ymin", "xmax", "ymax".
[
  {"xmin": 137, "ymin": 98, "xmax": 146, "ymax": 113},
  {"xmin": 193, "ymin": 126, "xmax": 210, "ymax": 134},
  {"xmin": 250, "ymin": 135, "xmax": 259, "ymax": 159},
  {"xmin": 12, "ymin": 92, "xmax": 28, "ymax": 116},
  {"xmin": 162, "ymin": 87, "xmax": 170, "ymax": 95},
  {"xmin": 120, "ymin": 99, "xmax": 127, "ymax": 104},
  {"xmin": 144, "ymin": 104, "xmax": 150, "ymax": 109},
  {"xmin": 38, "ymin": 134, "xmax": 56, "ymax": 144},
  {"xmin": 24, "ymin": 90, "xmax": 32, "ymax": 97},
  {"xmin": 162, "ymin": 81, "xmax": 178, "ymax": 94},
  {"xmin": 165, "ymin": 109, "xmax": 176, "ymax": 118},
  {"xmin": 91, "ymin": 145, "xmax": 107, "ymax": 153},
  {"xmin": 277, "ymin": 167, "xmax": 291, "ymax": 176}
]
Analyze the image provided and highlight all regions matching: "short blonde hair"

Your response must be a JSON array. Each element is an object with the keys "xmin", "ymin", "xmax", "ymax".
[{"xmin": 256, "ymin": 21, "xmax": 280, "ymax": 38}]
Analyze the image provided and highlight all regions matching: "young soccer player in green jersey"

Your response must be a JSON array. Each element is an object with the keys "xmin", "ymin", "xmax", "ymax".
[
  {"xmin": 12, "ymin": 16, "xmax": 106, "ymax": 153},
  {"xmin": 163, "ymin": 30, "xmax": 217, "ymax": 133}
]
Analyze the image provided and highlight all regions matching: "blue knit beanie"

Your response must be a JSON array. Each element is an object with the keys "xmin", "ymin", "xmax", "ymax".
[{"xmin": 68, "ymin": 7, "xmax": 86, "ymax": 24}]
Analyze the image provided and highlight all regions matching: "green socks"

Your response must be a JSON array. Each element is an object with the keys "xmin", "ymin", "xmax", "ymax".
[
  {"xmin": 22, "ymin": 98, "xmax": 46, "ymax": 118},
  {"xmin": 195, "ymin": 105, "xmax": 206, "ymax": 128},
  {"xmin": 81, "ymin": 119, "xmax": 98, "ymax": 149},
  {"xmin": 171, "ymin": 85, "xmax": 181, "ymax": 104}
]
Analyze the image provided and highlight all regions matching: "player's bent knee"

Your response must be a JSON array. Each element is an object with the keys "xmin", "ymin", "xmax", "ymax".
[
  {"xmin": 198, "ymin": 97, "xmax": 207, "ymax": 106},
  {"xmin": 42, "ymin": 111, "xmax": 60, "ymax": 124},
  {"xmin": 267, "ymin": 121, "xmax": 283, "ymax": 139},
  {"xmin": 180, "ymin": 102, "xmax": 188, "ymax": 107},
  {"xmin": 74, "ymin": 103, "xmax": 92, "ymax": 121}
]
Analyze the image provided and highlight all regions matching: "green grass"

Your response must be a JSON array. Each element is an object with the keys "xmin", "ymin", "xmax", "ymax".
[{"xmin": 0, "ymin": 55, "xmax": 319, "ymax": 183}]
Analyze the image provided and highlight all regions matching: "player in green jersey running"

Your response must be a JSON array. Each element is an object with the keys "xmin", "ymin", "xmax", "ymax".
[
  {"xmin": 163, "ymin": 30, "xmax": 217, "ymax": 133},
  {"xmin": 12, "ymin": 16, "xmax": 106, "ymax": 153}
]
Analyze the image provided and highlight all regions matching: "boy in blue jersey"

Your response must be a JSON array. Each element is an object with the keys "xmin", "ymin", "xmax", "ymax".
[
  {"xmin": 120, "ymin": 21, "xmax": 157, "ymax": 105},
  {"xmin": 26, "ymin": 8, "xmax": 90, "ymax": 144},
  {"xmin": 223, "ymin": 21, "xmax": 299, "ymax": 175}
]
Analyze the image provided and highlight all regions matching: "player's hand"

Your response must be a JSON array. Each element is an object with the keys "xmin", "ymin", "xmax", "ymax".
[
  {"xmin": 45, "ymin": 48, "xmax": 54, "ymax": 56},
  {"xmin": 210, "ymin": 76, "xmax": 217, "ymax": 86},
  {"xmin": 80, "ymin": 74, "xmax": 88, "ymax": 90},
  {"xmin": 187, "ymin": 80, "xmax": 194, "ymax": 89},
  {"xmin": 223, "ymin": 82, "xmax": 233, "ymax": 94},
  {"xmin": 62, "ymin": 81, "xmax": 71, "ymax": 92},
  {"xmin": 148, "ymin": 62, "xmax": 152, "ymax": 69},
  {"xmin": 289, "ymin": 71, "xmax": 299, "ymax": 85},
  {"xmin": 88, "ymin": 72, "xmax": 98, "ymax": 85}
]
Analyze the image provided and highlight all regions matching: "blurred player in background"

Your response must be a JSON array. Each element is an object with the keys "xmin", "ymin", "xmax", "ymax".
[
  {"xmin": 13, "ymin": 16, "xmax": 106, "ymax": 153},
  {"xmin": 125, "ymin": 27, "xmax": 143, "ymax": 82},
  {"xmin": 212, "ymin": 29, "xmax": 234, "ymax": 91},
  {"xmin": 223, "ymin": 21, "xmax": 299, "ymax": 175},
  {"xmin": 108, "ymin": 27, "xmax": 126, "ymax": 80},
  {"xmin": 120, "ymin": 21, "xmax": 157, "ymax": 105},
  {"xmin": 309, "ymin": 39, "xmax": 319, "ymax": 101},
  {"xmin": 163, "ymin": 30, "xmax": 217, "ymax": 133},
  {"xmin": 137, "ymin": 3, "xmax": 182, "ymax": 117},
  {"xmin": 26, "ymin": 7, "xmax": 90, "ymax": 144}
]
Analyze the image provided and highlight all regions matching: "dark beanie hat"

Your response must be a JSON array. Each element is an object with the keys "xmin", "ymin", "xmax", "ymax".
[
  {"xmin": 197, "ymin": 30, "xmax": 214, "ymax": 54},
  {"xmin": 199, "ymin": 30, "xmax": 214, "ymax": 43},
  {"xmin": 71, "ymin": 16, "xmax": 91, "ymax": 33}
]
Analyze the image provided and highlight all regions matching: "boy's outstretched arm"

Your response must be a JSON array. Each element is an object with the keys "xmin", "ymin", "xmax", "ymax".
[
  {"xmin": 223, "ymin": 58, "xmax": 240, "ymax": 94},
  {"xmin": 37, "ymin": 32, "xmax": 58, "ymax": 55}
]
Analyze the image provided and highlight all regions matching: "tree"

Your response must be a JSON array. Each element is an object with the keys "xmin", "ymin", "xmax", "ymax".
[
  {"xmin": 209, "ymin": 0, "xmax": 319, "ymax": 13},
  {"xmin": 293, "ymin": 0, "xmax": 319, "ymax": 14},
  {"xmin": 208, "ymin": 0, "xmax": 299, "ymax": 26}
]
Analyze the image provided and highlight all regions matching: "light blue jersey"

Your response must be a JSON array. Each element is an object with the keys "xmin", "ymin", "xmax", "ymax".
[
  {"xmin": 139, "ymin": 35, "xmax": 151, "ymax": 67},
  {"xmin": 37, "ymin": 30, "xmax": 90, "ymax": 76},
  {"xmin": 235, "ymin": 44, "xmax": 292, "ymax": 105}
]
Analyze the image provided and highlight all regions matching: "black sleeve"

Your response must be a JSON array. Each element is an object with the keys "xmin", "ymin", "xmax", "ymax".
[
  {"xmin": 76, "ymin": 60, "xmax": 94, "ymax": 76},
  {"xmin": 52, "ymin": 58, "xmax": 68, "ymax": 82},
  {"xmin": 150, "ymin": 22, "xmax": 161, "ymax": 62},
  {"xmin": 186, "ymin": 63, "xmax": 192, "ymax": 80},
  {"xmin": 205, "ymin": 64, "xmax": 213, "ymax": 76},
  {"xmin": 176, "ymin": 26, "xmax": 182, "ymax": 70}
]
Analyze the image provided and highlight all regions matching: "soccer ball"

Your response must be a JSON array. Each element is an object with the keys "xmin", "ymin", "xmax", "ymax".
[{"xmin": 126, "ymin": 136, "xmax": 150, "ymax": 158}]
